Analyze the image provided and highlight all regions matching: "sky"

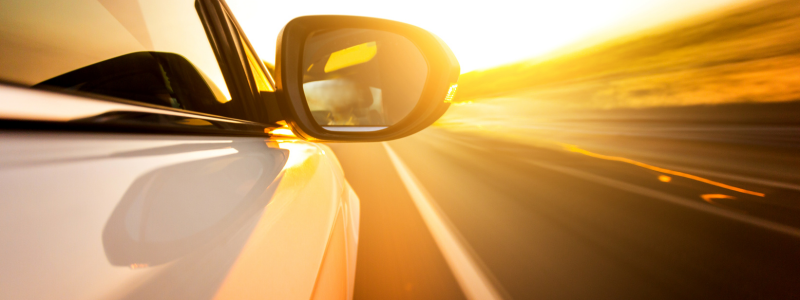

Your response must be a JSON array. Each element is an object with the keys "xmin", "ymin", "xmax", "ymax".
[{"xmin": 227, "ymin": 0, "xmax": 751, "ymax": 73}]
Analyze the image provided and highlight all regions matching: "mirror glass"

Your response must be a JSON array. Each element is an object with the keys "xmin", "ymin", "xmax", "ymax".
[{"xmin": 302, "ymin": 29, "xmax": 428, "ymax": 131}]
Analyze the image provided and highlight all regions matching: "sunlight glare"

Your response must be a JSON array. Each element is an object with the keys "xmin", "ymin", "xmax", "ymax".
[{"xmin": 227, "ymin": 0, "xmax": 748, "ymax": 73}]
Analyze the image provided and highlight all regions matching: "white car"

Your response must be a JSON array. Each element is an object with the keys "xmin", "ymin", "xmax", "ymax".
[{"xmin": 0, "ymin": 0, "xmax": 459, "ymax": 299}]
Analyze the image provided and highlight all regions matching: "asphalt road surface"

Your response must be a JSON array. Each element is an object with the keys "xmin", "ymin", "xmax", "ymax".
[{"xmin": 327, "ymin": 108, "xmax": 800, "ymax": 299}]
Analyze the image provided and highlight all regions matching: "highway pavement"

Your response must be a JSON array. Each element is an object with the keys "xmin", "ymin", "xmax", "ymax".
[{"xmin": 328, "ymin": 102, "xmax": 800, "ymax": 299}]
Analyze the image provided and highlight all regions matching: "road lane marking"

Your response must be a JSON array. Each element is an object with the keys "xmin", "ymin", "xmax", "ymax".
[
  {"xmin": 561, "ymin": 144, "xmax": 765, "ymax": 197},
  {"xmin": 654, "ymin": 162, "xmax": 800, "ymax": 192},
  {"xmin": 701, "ymin": 194, "xmax": 736, "ymax": 203},
  {"xmin": 528, "ymin": 160, "xmax": 800, "ymax": 239},
  {"xmin": 383, "ymin": 143, "xmax": 504, "ymax": 300}
]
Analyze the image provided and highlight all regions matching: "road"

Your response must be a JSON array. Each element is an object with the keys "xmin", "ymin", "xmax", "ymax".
[{"xmin": 327, "ymin": 102, "xmax": 800, "ymax": 299}]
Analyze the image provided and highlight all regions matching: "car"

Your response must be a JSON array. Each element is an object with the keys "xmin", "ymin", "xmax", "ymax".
[{"xmin": 0, "ymin": 0, "xmax": 459, "ymax": 299}]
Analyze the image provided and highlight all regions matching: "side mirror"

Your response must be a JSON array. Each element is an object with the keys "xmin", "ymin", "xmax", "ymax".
[{"xmin": 275, "ymin": 15, "xmax": 459, "ymax": 142}]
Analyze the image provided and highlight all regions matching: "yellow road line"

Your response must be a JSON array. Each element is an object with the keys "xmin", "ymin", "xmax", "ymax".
[{"xmin": 562, "ymin": 144, "xmax": 765, "ymax": 197}]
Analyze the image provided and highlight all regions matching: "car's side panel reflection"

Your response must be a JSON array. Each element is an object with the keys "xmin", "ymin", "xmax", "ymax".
[
  {"xmin": 212, "ymin": 141, "xmax": 358, "ymax": 300},
  {"xmin": 0, "ymin": 133, "xmax": 357, "ymax": 300},
  {"xmin": 103, "ymin": 143, "xmax": 287, "ymax": 268}
]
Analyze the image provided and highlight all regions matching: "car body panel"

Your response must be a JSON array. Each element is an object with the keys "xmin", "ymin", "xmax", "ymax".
[{"xmin": 0, "ymin": 104, "xmax": 359, "ymax": 299}]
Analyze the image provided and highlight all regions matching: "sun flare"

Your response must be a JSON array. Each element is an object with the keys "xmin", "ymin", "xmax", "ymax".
[{"xmin": 228, "ymin": 0, "xmax": 748, "ymax": 73}]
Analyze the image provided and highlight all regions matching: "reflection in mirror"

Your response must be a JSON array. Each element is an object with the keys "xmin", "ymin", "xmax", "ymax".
[{"xmin": 302, "ymin": 29, "xmax": 428, "ymax": 130}]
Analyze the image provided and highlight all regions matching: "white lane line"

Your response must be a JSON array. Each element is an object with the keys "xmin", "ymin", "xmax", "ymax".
[
  {"xmin": 383, "ymin": 143, "xmax": 504, "ymax": 300},
  {"xmin": 527, "ymin": 160, "xmax": 800, "ymax": 239}
]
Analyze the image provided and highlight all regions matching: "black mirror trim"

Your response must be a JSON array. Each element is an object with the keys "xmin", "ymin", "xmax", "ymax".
[{"xmin": 276, "ymin": 15, "xmax": 460, "ymax": 142}]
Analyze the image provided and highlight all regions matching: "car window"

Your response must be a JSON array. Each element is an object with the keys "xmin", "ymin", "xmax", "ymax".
[{"xmin": 0, "ymin": 0, "xmax": 239, "ymax": 117}]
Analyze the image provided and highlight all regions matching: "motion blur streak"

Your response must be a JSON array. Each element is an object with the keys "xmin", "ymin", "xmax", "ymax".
[
  {"xmin": 383, "ymin": 143, "xmax": 504, "ymax": 300},
  {"xmin": 329, "ymin": 1, "xmax": 800, "ymax": 298},
  {"xmin": 454, "ymin": 0, "xmax": 800, "ymax": 108},
  {"xmin": 562, "ymin": 144, "xmax": 765, "ymax": 197},
  {"xmin": 526, "ymin": 158, "xmax": 800, "ymax": 239}
]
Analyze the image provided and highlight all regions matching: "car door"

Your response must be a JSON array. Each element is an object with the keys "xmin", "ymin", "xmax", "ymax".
[{"xmin": 0, "ymin": 0, "xmax": 358, "ymax": 299}]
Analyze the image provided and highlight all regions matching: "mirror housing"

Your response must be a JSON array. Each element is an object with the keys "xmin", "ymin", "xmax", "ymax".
[{"xmin": 275, "ymin": 15, "xmax": 459, "ymax": 142}]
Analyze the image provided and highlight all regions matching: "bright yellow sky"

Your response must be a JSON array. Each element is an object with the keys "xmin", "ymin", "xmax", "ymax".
[{"xmin": 228, "ymin": 0, "xmax": 749, "ymax": 73}]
